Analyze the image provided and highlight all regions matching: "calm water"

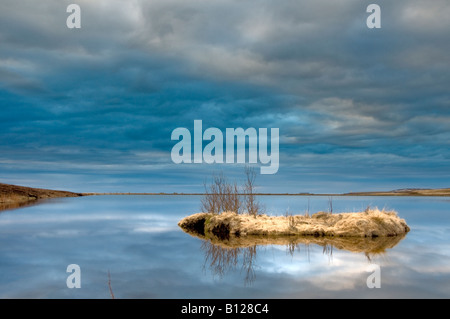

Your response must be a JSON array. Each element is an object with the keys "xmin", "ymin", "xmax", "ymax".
[{"xmin": 0, "ymin": 195, "xmax": 449, "ymax": 298}]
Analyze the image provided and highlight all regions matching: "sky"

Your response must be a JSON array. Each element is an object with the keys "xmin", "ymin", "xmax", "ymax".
[{"xmin": 0, "ymin": 0, "xmax": 449, "ymax": 193}]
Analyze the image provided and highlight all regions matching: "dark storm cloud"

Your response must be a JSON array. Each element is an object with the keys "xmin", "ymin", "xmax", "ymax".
[{"xmin": 0, "ymin": 0, "xmax": 449, "ymax": 192}]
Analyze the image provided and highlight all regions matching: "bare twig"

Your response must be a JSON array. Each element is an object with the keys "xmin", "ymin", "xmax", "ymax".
[
  {"xmin": 328, "ymin": 196, "xmax": 333, "ymax": 214},
  {"xmin": 107, "ymin": 270, "xmax": 115, "ymax": 299},
  {"xmin": 305, "ymin": 197, "xmax": 310, "ymax": 217},
  {"xmin": 200, "ymin": 167, "xmax": 261, "ymax": 217},
  {"xmin": 244, "ymin": 166, "xmax": 260, "ymax": 217},
  {"xmin": 201, "ymin": 173, "xmax": 242, "ymax": 214}
]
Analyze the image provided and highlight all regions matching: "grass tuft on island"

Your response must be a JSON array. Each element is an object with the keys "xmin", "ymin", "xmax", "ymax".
[{"xmin": 178, "ymin": 208, "xmax": 410, "ymax": 240}]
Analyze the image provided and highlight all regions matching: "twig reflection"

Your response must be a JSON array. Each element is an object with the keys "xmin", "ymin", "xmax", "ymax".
[{"xmin": 201, "ymin": 240, "xmax": 257, "ymax": 285}]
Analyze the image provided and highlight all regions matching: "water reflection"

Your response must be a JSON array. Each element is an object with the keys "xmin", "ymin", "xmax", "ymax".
[
  {"xmin": 194, "ymin": 232, "xmax": 407, "ymax": 285},
  {"xmin": 3, "ymin": 195, "xmax": 449, "ymax": 298},
  {"xmin": 0, "ymin": 200, "xmax": 38, "ymax": 212},
  {"xmin": 201, "ymin": 241, "xmax": 257, "ymax": 285}
]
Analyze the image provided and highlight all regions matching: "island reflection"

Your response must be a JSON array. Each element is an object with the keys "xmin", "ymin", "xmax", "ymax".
[{"xmin": 193, "ymin": 232, "xmax": 407, "ymax": 285}]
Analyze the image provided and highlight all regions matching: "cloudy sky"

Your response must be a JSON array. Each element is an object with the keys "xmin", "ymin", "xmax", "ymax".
[{"xmin": 0, "ymin": 0, "xmax": 449, "ymax": 193}]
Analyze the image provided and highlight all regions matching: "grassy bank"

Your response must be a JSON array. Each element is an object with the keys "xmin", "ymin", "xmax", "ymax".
[
  {"xmin": 178, "ymin": 208, "xmax": 410, "ymax": 239},
  {"xmin": 0, "ymin": 183, "xmax": 83, "ymax": 210}
]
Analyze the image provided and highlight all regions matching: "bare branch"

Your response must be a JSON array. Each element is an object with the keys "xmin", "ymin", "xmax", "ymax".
[{"xmin": 107, "ymin": 270, "xmax": 115, "ymax": 299}]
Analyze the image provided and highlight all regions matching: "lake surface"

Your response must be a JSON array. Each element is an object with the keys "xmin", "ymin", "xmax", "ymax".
[{"xmin": 0, "ymin": 195, "xmax": 449, "ymax": 298}]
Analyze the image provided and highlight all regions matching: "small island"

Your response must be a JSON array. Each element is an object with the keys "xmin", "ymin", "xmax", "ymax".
[
  {"xmin": 179, "ymin": 169, "xmax": 411, "ymax": 241},
  {"xmin": 178, "ymin": 208, "xmax": 410, "ymax": 240}
]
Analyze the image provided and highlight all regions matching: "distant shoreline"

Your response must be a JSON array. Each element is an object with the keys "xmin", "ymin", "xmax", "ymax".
[
  {"xmin": 83, "ymin": 188, "xmax": 450, "ymax": 197},
  {"xmin": 1, "ymin": 183, "xmax": 449, "ymax": 211}
]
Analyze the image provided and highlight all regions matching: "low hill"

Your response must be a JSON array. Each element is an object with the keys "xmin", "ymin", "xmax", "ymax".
[
  {"xmin": 345, "ymin": 188, "xmax": 450, "ymax": 196},
  {"xmin": 0, "ymin": 183, "xmax": 82, "ymax": 210}
]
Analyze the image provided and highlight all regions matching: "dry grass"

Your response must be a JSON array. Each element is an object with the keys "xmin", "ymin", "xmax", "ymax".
[{"xmin": 178, "ymin": 208, "xmax": 410, "ymax": 239}]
